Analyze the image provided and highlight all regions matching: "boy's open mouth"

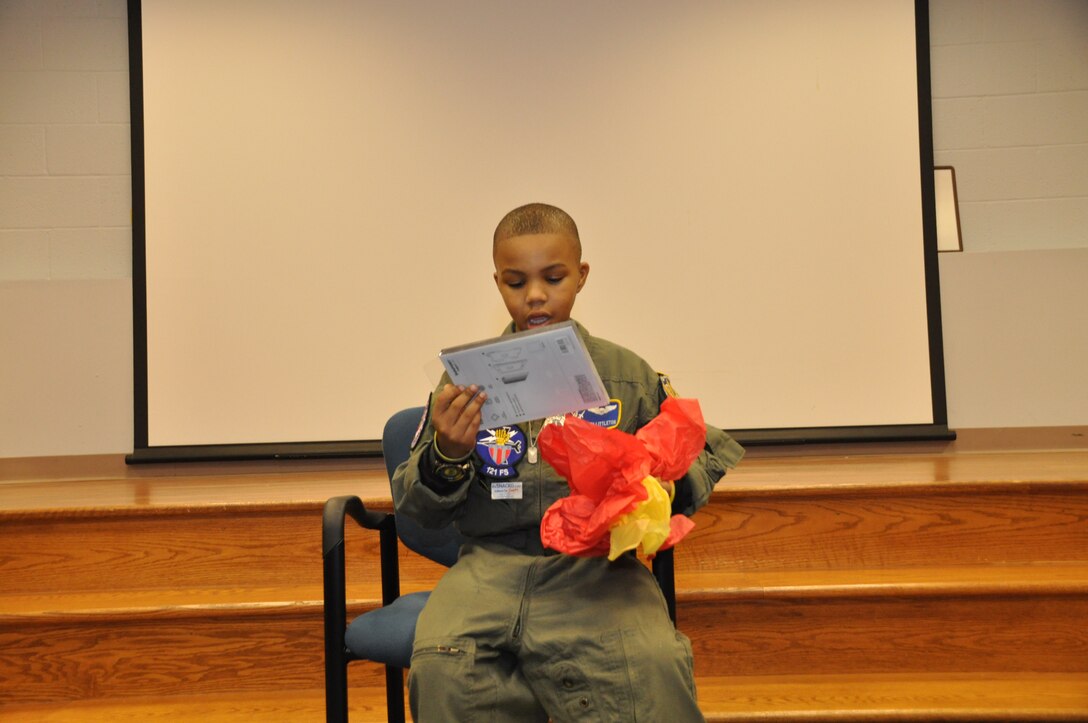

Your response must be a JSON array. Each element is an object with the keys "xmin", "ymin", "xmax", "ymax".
[{"xmin": 527, "ymin": 314, "xmax": 551, "ymax": 327}]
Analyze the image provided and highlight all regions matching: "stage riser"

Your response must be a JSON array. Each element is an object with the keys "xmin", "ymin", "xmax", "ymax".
[
  {"xmin": 2, "ymin": 507, "xmax": 442, "ymax": 597},
  {"xmin": 2, "ymin": 591, "xmax": 1085, "ymax": 706},
  {"xmin": 2, "ymin": 453, "xmax": 1086, "ymax": 718},
  {"xmin": 678, "ymin": 487, "xmax": 1088, "ymax": 572},
  {"xmin": 5, "ymin": 487, "xmax": 1085, "ymax": 597},
  {"xmin": 0, "ymin": 615, "xmax": 326, "ymax": 707},
  {"xmin": 687, "ymin": 593, "xmax": 1088, "ymax": 677}
]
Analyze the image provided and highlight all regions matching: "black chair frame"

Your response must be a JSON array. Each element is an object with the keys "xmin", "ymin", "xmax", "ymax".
[{"xmin": 323, "ymin": 495, "xmax": 404, "ymax": 723}]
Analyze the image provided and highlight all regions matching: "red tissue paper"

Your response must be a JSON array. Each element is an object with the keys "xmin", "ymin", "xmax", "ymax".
[{"xmin": 538, "ymin": 397, "xmax": 706, "ymax": 559}]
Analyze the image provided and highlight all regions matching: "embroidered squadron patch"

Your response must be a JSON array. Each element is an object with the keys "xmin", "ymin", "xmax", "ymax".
[
  {"xmin": 573, "ymin": 399, "xmax": 622, "ymax": 429},
  {"xmin": 475, "ymin": 425, "xmax": 526, "ymax": 479}
]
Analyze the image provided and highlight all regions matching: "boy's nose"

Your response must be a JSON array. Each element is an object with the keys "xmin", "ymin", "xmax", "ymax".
[{"xmin": 526, "ymin": 282, "xmax": 547, "ymax": 303}]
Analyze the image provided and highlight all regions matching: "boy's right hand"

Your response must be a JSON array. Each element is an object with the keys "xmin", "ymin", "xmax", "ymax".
[{"xmin": 432, "ymin": 384, "xmax": 487, "ymax": 460}]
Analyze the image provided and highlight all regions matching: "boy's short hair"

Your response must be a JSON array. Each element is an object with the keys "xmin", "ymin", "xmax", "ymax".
[{"xmin": 493, "ymin": 203, "xmax": 581, "ymax": 258}]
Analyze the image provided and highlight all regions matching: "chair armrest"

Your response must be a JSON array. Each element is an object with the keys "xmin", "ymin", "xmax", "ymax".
[
  {"xmin": 323, "ymin": 494, "xmax": 391, "ymax": 551},
  {"xmin": 323, "ymin": 494, "xmax": 401, "ymax": 603},
  {"xmin": 323, "ymin": 495, "xmax": 400, "ymax": 674}
]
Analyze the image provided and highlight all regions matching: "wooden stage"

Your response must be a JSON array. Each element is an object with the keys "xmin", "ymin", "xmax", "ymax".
[
  {"xmin": 2, "ymin": 427, "xmax": 1087, "ymax": 720},
  {"xmin": 2, "ymin": 425, "xmax": 1086, "ymax": 510}
]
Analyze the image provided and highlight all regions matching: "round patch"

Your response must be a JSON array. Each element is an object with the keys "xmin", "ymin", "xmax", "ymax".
[{"xmin": 475, "ymin": 425, "xmax": 526, "ymax": 479}]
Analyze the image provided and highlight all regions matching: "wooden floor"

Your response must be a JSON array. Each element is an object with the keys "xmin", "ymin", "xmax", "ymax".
[{"xmin": 2, "ymin": 427, "xmax": 1087, "ymax": 720}]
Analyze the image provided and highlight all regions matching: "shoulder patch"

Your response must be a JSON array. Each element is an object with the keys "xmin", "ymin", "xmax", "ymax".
[
  {"xmin": 574, "ymin": 399, "xmax": 622, "ymax": 429},
  {"xmin": 409, "ymin": 397, "xmax": 431, "ymax": 450},
  {"xmin": 658, "ymin": 372, "xmax": 679, "ymax": 398}
]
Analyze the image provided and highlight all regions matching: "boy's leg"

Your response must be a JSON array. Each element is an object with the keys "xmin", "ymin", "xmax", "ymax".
[
  {"xmin": 408, "ymin": 545, "xmax": 549, "ymax": 723},
  {"xmin": 520, "ymin": 554, "xmax": 705, "ymax": 723}
]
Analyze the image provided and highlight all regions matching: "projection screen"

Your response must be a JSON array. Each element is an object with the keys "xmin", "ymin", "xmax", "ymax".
[{"xmin": 128, "ymin": 0, "xmax": 950, "ymax": 461}]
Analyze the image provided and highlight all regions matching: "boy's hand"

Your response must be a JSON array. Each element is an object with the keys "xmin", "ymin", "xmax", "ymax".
[{"xmin": 432, "ymin": 384, "xmax": 487, "ymax": 460}]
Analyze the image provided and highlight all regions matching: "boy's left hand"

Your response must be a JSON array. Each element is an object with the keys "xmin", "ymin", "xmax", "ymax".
[{"xmin": 431, "ymin": 383, "xmax": 487, "ymax": 459}]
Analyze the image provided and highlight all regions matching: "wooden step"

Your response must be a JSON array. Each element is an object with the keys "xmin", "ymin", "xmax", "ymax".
[
  {"xmin": 3, "ymin": 564, "xmax": 1085, "ymax": 707},
  {"xmin": 1, "ymin": 507, "xmax": 445, "ymax": 598},
  {"xmin": 678, "ymin": 477, "xmax": 1088, "ymax": 573},
  {"xmin": 5, "ymin": 451, "xmax": 1086, "ymax": 598},
  {"xmin": 0, "ymin": 474, "xmax": 400, "ymax": 597},
  {"xmin": 2, "ymin": 449, "xmax": 1086, "ymax": 718},
  {"xmin": 5, "ymin": 471, "xmax": 1086, "ymax": 598},
  {"xmin": 681, "ymin": 565, "xmax": 1088, "ymax": 678},
  {"xmin": 2, "ymin": 673, "xmax": 1086, "ymax": 721},
  {"xmin": 0, "ymin": 586, "xmax": 401, "ymax": 707},
  {"xmin": 698, "ymin": 673, "xmax": 1088, "ymax": 721},
  {"xmin": 0, "ymin": 688, "xmax": 396, "ymax": 722}
]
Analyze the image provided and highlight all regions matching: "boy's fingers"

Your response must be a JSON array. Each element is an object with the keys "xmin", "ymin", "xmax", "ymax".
[
  {"xmin": 464, "ymin": 389, "xmax": 487, "ymax": 416},
  {"xmin": 432, "ymin": 388, "xmax": 461, "ymax": 425},
  {"xmin": 434, "ymin": 385, "xmax": 485, "ymax": 434},
  {"xmin": 451, "ymin": 391, "xmax": 486, "ymax": 429},
  {"xmin": 434, "ymin": 384, "xmax": 465, "ymax": 412},
  {"xmin": 434, "ymin": 389, "xmax": 488, "ymax": 458},
  {"xmin": 444, "ymin": 385, "xmax": 479, "ymax": 416},
  {"xmin": 451, "ymin": 393, "xmax": 487, "ymax": 439}
]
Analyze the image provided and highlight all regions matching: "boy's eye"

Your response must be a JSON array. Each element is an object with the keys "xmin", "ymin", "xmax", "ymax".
[
  {"xmin": 506, "ymin": 280, "xmax": 525, "ymax": 289},
  {"xmin": 547, "ymin": 276, "xmax": 565, "ymax": 285}
]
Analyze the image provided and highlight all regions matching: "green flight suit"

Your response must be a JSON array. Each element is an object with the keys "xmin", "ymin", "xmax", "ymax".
[{"xmin": 393, "ymin": 320, "xmax": 743, "ymax": 722}]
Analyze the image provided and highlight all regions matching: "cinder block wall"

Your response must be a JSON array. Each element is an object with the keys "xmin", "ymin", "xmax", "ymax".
[
  {"xmin": 930, "ymin": 0, "xmax": 1088, "ymax": 427},
  {"xmin": 931, "ymin": 1, "xmax": 1088, "ymax": 253},
  {"xmin": 0, "ymin": 0, "xmax": 130, "ymax": 278},
  {"xmin": 0, "ymin": 0, "xmax": 132, "ymax": 457},
  {"xmin": 1, "ymin": 1, "xmax": 1085, "ymax": 456}
]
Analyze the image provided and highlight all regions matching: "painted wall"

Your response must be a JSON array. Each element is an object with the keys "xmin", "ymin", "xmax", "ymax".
[{"xmin": 1, "ymin": 0, "xmax": 1085, "ymax": 456}]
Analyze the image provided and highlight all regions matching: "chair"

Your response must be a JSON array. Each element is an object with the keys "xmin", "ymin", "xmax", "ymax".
[{"xmin": 322, "ymin": 406, "xmax": 677, "ymax": 723}]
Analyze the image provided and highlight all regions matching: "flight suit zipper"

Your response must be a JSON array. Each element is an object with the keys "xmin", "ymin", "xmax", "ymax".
[{"xmin": 512, "ymin": 557, "xmax": 541, "ymax": 644}]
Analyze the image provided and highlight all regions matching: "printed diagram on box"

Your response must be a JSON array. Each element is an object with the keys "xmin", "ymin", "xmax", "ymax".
[{"xmin": 439, "ymin": 322, "xmax": 607, "ymax": 429}]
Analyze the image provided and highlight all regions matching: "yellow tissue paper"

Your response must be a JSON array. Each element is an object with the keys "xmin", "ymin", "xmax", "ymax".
[{"xmin": 607, "ymin": 476, "xmax": 673, "ymax": 561}]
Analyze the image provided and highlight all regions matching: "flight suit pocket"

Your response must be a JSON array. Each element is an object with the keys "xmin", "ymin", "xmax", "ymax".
[
  {"xmin": 410, "ymin": 635, "xmax": 475, "ymax": 669},
  {"xmin": 408, "ymin": 636, "xmax": 478, "ymax": 714},
  {"xmin": 540, "ymin": 629, "xmax": 631, "ymax": 723},
  {"xmin": 551, "ymin": 661, "xmax": 602, "ymax": 722},
  {"xmin": 409, "ymin": 630, "xmax": 474, "ymax": 687}
]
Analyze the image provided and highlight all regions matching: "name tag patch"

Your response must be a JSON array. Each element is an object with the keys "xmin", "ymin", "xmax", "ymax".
[
  {"xmin": 573, "ymin": 399, "xmax": 622, "ymax": 429},
  {"xmin": 490, "ymin": 482, "xmax": 523, "ymax": 500}
]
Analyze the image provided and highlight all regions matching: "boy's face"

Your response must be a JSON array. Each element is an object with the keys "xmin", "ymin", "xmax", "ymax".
[{"xmin": 493, "ymin": 233, "xmax": 589, "ymax": 332}]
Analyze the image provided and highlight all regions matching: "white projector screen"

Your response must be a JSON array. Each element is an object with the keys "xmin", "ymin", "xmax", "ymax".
[{"xmin": 129, "ymin": 0, "xmax": 949, "ymax": 460}]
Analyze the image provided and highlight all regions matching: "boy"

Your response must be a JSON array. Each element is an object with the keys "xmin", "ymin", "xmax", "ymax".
[{"xmin": 393, "ymin": 203, "xmax": 743, "ymax": 722}]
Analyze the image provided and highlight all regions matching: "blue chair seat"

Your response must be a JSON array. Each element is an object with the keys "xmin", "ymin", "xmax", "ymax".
[{"xmin": 344, "ymin": 590, "xmax": 431, "ymax": 669}]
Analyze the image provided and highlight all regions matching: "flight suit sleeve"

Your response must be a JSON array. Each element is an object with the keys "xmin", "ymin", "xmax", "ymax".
[
  {"xmin": 390, "ymin": 396, "xmax": 474, "ymax": 530},
  {"xmin": 676, "ymin": 424, "xmax": 745, "ymax": 513},
  {"xmin": 656, "ymin": 376, "xmax": 745, "ymax": 515}
]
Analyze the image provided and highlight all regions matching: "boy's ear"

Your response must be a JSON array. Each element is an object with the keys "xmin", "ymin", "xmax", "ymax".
[{"xmin": 576, "ymin": 261, "xmax": 590, "ymax": 292}]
